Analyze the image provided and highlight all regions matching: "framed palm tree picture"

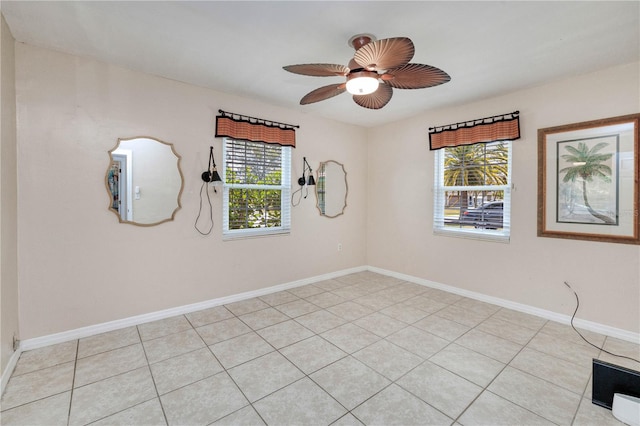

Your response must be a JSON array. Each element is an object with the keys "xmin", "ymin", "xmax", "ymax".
[{"xmin": 538, "ymin": 113, "xmax": 640, "ymax": 244}]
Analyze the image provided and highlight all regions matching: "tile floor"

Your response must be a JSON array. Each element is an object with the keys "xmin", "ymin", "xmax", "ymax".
[{"xmin": 1, "ymin": 271, "xmax": 639, "ymax": 425}]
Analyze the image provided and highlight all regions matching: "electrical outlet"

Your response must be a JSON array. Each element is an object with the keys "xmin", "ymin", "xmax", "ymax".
[{"xmin": 338, "ymin": 243, "xmax": 342, "ymax": 251}]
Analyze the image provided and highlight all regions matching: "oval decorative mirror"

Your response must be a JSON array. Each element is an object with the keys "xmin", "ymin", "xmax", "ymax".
[
  {"xmin": 316, "ymin": 160, "xmax": 348, "ymax": 218},
  {"xmin": 106, "ymin": 136, "xmax": 184, "ymax": 226}
]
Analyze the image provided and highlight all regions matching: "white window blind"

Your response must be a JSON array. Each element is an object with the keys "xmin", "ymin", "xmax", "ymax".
[
  {"xmin": 222, "ymin": 138, "xmax": 291, "ymax": 239},
  {"xmin": 433, "ymin": 141, "xmax": 512, "ymax": 242}
]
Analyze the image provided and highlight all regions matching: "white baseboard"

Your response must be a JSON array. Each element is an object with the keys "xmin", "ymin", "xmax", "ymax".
[
  {"xmin": 20, "ymin": 266, "xmax": 366, "ymax": 351},
  {"xmin": 19, "ymin": 263, "xmax": 638, "ymax": 352},
  {"xmin": 368, "ymin": 266, "xmax": 640, "ymax": 344},
  {"xmin": 1, "ymin": 345, "xmax": 22, "ymax": 397}
]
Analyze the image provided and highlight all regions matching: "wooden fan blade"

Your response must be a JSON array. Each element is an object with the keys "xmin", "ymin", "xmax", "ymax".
[
  {"xmin": 283, "ymin": 64, "xmax": 349, "ymax": 77},
  {"xmin": 300, "ymin": 83, "xmax": 347, "ymax": 105},
  {"xmin": 353, "ymin": 37, "xmax": 414, "ymax": 71},
  {"xmin": 352, "ymin": 83, "xmax": 393, "ymax": 109},
  {"xmin": 382, "ymin": 63, "xmax": 451, "ymax": 89}
]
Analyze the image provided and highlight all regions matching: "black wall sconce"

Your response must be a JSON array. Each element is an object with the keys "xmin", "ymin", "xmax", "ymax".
[
  {"xmin": 292, "ymin": 156, "xmax": 315, "ymax": 206},
  {"xmin": 202, "ymin": 146, "xmax": 222, "ymax": 189},
  {"xmin": 195, "ymin": 146, "xmax": 221, "ymax": 235},
  {"xmin": 298, "ymin": 157, "xmax": 316, "ymax": 187}
]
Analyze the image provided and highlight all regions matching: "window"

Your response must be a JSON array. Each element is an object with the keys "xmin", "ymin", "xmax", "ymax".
[
  {"xmin": 222, "ymin": 138, "xmax": 291, "ymax": 238},
  {"xmin": 433, "ymin": 141, "xmax": 512, "ymax": 241}
]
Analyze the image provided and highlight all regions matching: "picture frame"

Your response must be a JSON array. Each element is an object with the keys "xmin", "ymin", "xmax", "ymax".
[{"xmin": 537, "ymin": 113, "xmax": 640, "ymax": 244}]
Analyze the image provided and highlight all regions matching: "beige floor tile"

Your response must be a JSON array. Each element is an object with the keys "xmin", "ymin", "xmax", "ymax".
[
  {"xmin": 310, "ymin": 356, "xmax": 390, "ymax": 410},
  {"xmin": 137, "ymin": 316, "xmax": 192, "ymax": 341},
  {"xmin": 280, "ymin": 335, "xmax": 347, "ymax": 374},
  {"xmin": 209, "ymin": 332, "xmax": 274, "ymax": 369},
  {"xmin": 212, "ymin": 405, "xmax": 266, "ymax": 425},
  {"xmin": 258, "ymin": 290, "xmax": 300, "ymax": 307},
  {"xmin": 527, "ymin": 332, "xmax": 600, "ymax": 369},
  {"xmin": 353, "ymin": 293, "xmax": 396, "ymax": 310},
  {"xmin": 1, "ymin": 361, "xmax": 75, "ymax": 410},
  {"xmin": 403, "ymin": 295, "xmax": 448, "ymax": 314},
  {"xmin": 510, "ymin": 347, "xmax": 591, "ymax": 394},
  {"xmin": 387, "ymin": 326, "xmax": 449, "ymax": 359},
  {"xmin": 160, "ymin": 372, "xmax": 248, "ymax": 425},
  {"xmin": 304, "ymin": 291, "xmax": 345, "ymax": 308},
  {"xmin": 435, "ymin": 304, "xmax": 492, "ymax": 328},
  {"xmin": 372, "ymin": 288, "xmax": 414, "ymax": 304},
  {"xmin": 253, "ymin": 378, "xmax": 346, "ymax": 425},
  {"xmin": 573, "ymin": 396, "xmax": 626, "ymax": 426},
  {"xmin": 539, "ymin": 321, "xmax": 607, "ymax": 349},
  {"xmin": 488, "ymin": 366, "xmax": 581, "ymax": 425},
  {"xmin": 355, "ymin": 282, "xmax": 394, "ymax": 294},
  {"xmin": 413, "ymin": 314, "xmax": 470, "ymax": 341},
  {"xmin": 453, "ymin": 297, "xmax": 501, "ymax": 316},
  {"xmin": 13, "ymin": 341, "xmax": 77, "ymax": 376},
  {"xmin": 354, "ymin": 312, "xmax": 407, "ymax": 338},
  {"xmin": 585, "ymin": 374, "xmax": 593, "ymax": 400},
  {"xmin": 385, "ymin": 283, "xmax": 424, "ymax": 296},
  {"xmin": 477, "ymin": 316, "xmax": 539, "ymax": 345},
  {"xmin": 430, "ymin": 343, "xmax": 505, "ymax": 387},
  {"xmin": 380, "ymin": 304, "xmax": 429, "ymax": 324},
  {"xmin": 330, "ymin": 286, "xmax": 370, "ymax": 300},
  {"xmin": 228, "ymin": 351, "xmax": 304, "ymax": 402},
  {"xmin": 69, "ymin": 367, "xmax": 157, "ymax": 426},
  {"xmin": 0, "ymin": 391, "xmax": 70, "ymax": 426},
  {"xmin": 195, "ymin": 317, "xmax": 251, "ymax": 345},
  {"xmin": 238, "ymin": 307, "xmax": 289, "ymax": 330},
  {"xmin": 288, "ymin": 284, "xmax": 325, "ymax": 298},
  {"xmin": 149, "ymin": 347, "xmax": 223, "ymax": 395},
  {"xmin": 331, "ymin": 413, "xmax": 365, "ymax": 426},
  {"xmin": 185, "ymin": 305, "xmax": 234, "ymax": 327},
  {"xmin": 320, "ymin": 323, "xmax": 380, "ymax": 354},
  {"xmin": 600, "ymin": 337, "xmax": 640, "ymax": 370},
  {"xmin": 326, "ymin": 301, "xmax": 374, "ymax": 321},
  {"xmin": 492, "ymin": 308, "xmax": 548, "ymax": 331},
  {"xmin": 78, "ymin": 327, "xmax": 140, "ymax": 359},
  {"xmin": 91, "ymin": 398, "xmax": 166, "ymax": 426},
  {"xmin": 397, "ymin": 360, "xmax": 482, "ymax": 419},
  {"xmin": 74, "ymin": 343, "xmax": 147, "ymax": 387},
  {"xmin": 422, "ymin": 288, "xmax": 463, "ymax": 304},
  {"xmin": 353, "ymin": 340, "xmax": 423, "ymax": 381},
  {"xmin": 335, "ymin": 273, "xmax": 368, "ymax": 285},
  {"xmin": 7, "ymin": 273, "xmax": 630, "ymax": 426},
  {"xmin": 224, "ymin": 298, "xmax": 270, "ymax": 316},
  {"xmin": 458, "ymin": 390, "xmax": 554, "ymax": 425},
  {"xmin": 294, "ymin": 309, "xmax": 346, "ymax": 333},
  {"xmin": 313, "ymin": 279, "xmax": 348, "ymax": 291},
  {"xmin": 142, "ymin": 329, "xmax": 206, "ymax": 364},
  {"xmin": 353, "ymin": 383, "xmax": 452, "ymax": 425},
  {"xmin": 455, "ymin": 329, "xmax": 522, "ymax": 363},
  {"xmin": 257, "ymin": 319, "xmax": 314, "ymax": 349},
  {"xmin": 274, "ymin": 299, "xmax": 321, "ymax": 317}
]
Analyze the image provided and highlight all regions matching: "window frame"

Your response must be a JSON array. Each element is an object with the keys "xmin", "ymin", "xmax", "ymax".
[
  {"xmin": 433, "ymin": 141, "xmax": 512, "ymax": 242},
  {"xmin": 222, "ymin": 138, "xmax": 291, "ymax": 240}
]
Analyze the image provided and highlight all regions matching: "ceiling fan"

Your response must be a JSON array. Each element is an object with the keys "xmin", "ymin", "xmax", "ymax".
[{"xmin": 283, "ymin": 34, "xmax": 451, "ymax": 110}]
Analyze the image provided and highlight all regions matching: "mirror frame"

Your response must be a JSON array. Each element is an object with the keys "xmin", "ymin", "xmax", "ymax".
[
  {"xmin": 315, "ymin": 160, "xmax": 348, "ymax": 218},
  {"xmin": 105, "ymin": 136, "xmax": 185, "ymax": 227}
]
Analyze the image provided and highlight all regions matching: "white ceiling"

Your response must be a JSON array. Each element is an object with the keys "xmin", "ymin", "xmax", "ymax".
[{"xmin": 2, "ymin": 1, "xmax": 639, "ymax": 128}]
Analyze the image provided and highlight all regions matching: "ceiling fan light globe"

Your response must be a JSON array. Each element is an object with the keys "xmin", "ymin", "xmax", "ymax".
[{"xmin": 346, "ymin": 71, "xmax": 379, "ymax": 95}]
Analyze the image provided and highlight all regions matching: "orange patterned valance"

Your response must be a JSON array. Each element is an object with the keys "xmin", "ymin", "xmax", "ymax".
[
  {"xmin": 215, "ymin": 110, "xmax": 298, "ymax": 147},
  {"xmin": 429, "ymin": 111, "xmax": 520, "ymax": 150}
]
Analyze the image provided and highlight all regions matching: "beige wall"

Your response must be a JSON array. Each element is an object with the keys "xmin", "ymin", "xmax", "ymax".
[
  {"xmin": 367, "ymin": 61, "xmax": 640, "ymax": 333},
  {"xmin": 9, "ymin": 41, "xmax": 640, "ymax": 343},
  {"xmin": 1, "ymin": 13, "xmax": 19, "ymax": 375},
  {"xmin": 15, "ymin": 43, "xmax": 368, "ymax": 339}
]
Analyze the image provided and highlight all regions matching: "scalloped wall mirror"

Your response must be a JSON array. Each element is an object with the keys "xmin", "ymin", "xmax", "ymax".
[
  {"xmin": 316, "ymin": 160, "xmax": 348, "ymax": 218},
  {"xmin": 106, "ymin": 136, "xmax": 184, "ymax": 226}
]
